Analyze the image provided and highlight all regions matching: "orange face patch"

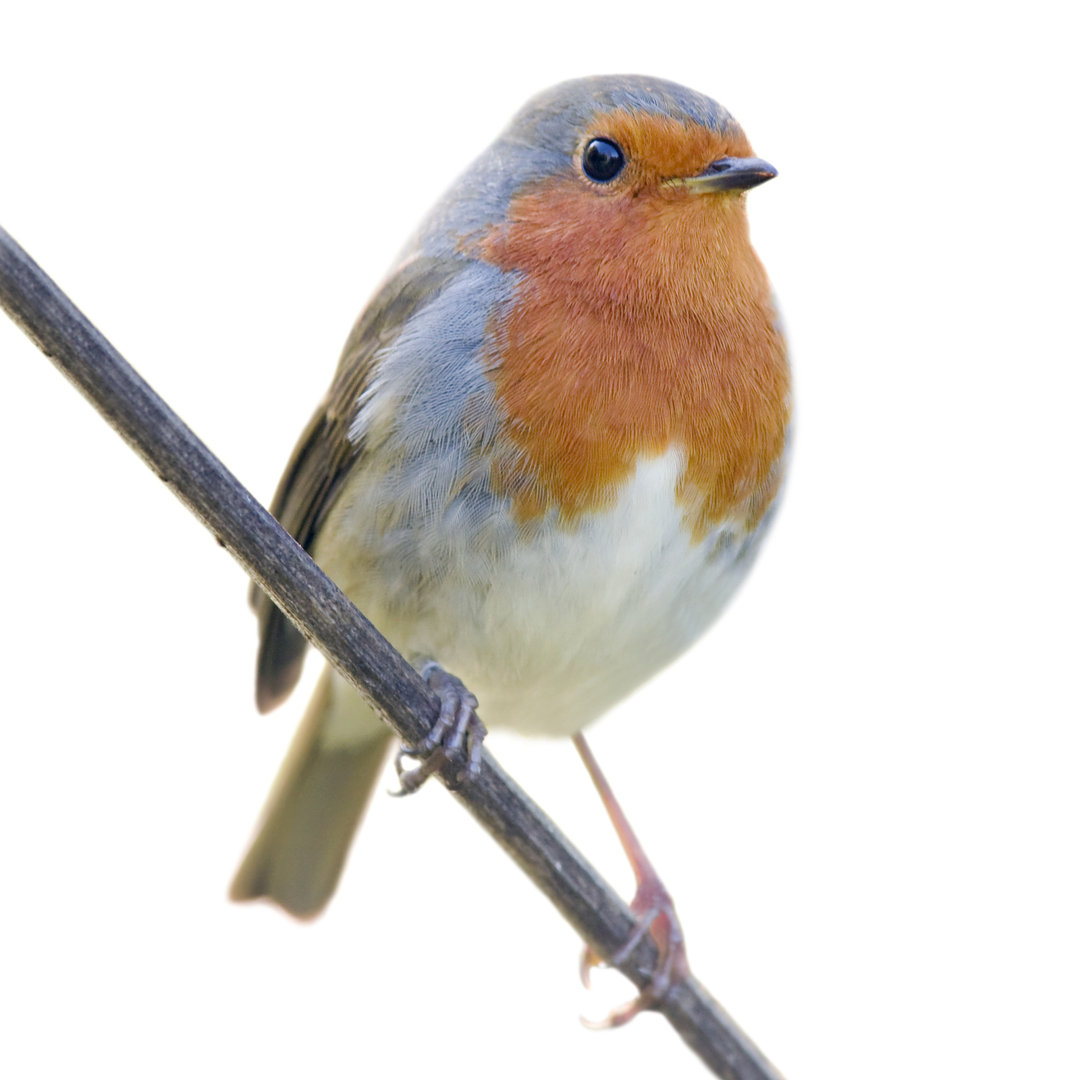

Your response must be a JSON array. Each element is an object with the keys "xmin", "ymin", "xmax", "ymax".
[
  {"xmin": 478, "ymin": 114, "xmax": 790, "ymax": 538},
  {"xmin": 585, "ymin": 108, "xmax": 753, "ymax": 189}
]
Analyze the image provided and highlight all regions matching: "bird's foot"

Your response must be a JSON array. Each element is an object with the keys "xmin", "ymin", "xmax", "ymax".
[
  {"xmin": 392, "ymin": 662, "xmax": 486, "ymax": 795},
  {"xmin": 580, "ymin": 873, "xmax": 690, "ymax": 1029}
]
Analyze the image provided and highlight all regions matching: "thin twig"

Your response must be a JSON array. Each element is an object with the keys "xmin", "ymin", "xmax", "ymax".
[{"xmin": 0, "ymin": 225, "xmax": 785, "ymax": 1080}]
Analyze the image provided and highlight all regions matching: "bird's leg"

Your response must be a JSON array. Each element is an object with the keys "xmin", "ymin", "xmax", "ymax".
[
  {"xmin": 392, "ymin": 662, "xmax": 486, "ymax": 794},
  {"xmin": 573, "ymin": 731, "xmax": 690, "ymax": 1028}
]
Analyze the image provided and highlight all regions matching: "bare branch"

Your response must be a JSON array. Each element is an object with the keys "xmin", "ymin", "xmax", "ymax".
[{"xmin": 0, "ymin": 225, "xmax": 784, "ymax": 1080}]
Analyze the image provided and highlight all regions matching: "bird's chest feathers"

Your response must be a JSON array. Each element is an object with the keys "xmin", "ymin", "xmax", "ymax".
[{"xmin": 480, "ymin": 182, "xmax": 790, "ymax": 539}]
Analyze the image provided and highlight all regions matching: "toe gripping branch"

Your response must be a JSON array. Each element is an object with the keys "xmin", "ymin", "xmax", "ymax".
[
  {"xmin": 393, "ymin": 662, "xmax": 487, "ymax": 794},
  {"xmin": 579, "ymin": 872, "xmax": 691, "ymax": 1028}
]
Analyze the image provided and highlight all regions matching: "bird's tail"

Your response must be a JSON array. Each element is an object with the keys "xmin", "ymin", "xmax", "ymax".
[{"xmin": 230, "ymin": 667, "xmax": 393, "ymax": 919}]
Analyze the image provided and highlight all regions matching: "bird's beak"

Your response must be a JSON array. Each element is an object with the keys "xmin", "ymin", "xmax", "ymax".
[{"xmin": 675, "ymin": 156, "xmax": 778, "ymax": 193}]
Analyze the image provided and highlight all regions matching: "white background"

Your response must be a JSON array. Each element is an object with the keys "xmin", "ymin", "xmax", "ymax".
[{"xmin": 1, "ymin": 3, "xmax": 1076, "ymax": 1078}]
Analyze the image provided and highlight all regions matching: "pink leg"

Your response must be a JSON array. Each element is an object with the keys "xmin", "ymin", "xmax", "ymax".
[{"xmin": 573, "ymin": 732, "xmax": 690, "ymax": 1027}]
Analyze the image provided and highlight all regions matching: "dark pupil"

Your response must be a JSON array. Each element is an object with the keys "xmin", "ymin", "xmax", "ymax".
[{"xmin": 583, "ymin": 138, "xmax": 625, "ymax": 182}]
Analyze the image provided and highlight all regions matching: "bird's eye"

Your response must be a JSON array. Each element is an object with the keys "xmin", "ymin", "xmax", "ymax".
[{"xmin": 582, "ymin": 138, "xmax": 626, "ymax": 182}]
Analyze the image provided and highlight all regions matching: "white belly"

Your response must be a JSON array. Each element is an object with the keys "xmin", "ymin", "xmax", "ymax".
[{"xmin": 322, "ymin": 448, "xmax": 770, "ymax": 738}]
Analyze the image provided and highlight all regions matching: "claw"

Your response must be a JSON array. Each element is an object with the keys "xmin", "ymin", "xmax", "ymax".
[
  {"xmin": 390, "ymin": 663, "xmax": 486, "ymax": 796},
  {"xmin": 581, "ymin": 997, "xmax": 645, "ymax": 1031},
  {"xmin": 579, "ymin": 945, "xmax": 600, "ymax": 990}
]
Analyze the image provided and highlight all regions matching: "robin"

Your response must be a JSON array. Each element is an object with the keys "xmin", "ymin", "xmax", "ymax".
[{"xmin": 231, "ymin": 74, "xmax": 790, "ymax": 1025}]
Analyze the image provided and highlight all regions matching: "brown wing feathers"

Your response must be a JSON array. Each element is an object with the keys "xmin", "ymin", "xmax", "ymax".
[{"xmin": 252, "ymin": 257, "xmax": 460, "ymax": 712}]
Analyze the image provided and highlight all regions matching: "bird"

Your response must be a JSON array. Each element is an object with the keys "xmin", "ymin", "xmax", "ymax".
[{"xmin": 231, "ymin": 74, "xmax": 790, "ymax": 1025}]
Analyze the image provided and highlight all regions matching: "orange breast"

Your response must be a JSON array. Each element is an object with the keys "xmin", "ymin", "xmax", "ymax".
[{"xmin": 479, "ymin": 157, "xmax": 790, "ymax": 539}]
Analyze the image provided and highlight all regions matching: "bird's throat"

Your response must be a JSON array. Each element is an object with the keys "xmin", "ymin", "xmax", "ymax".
[{"xmin": 479, "ymin": 181, "xmax": 790, "ymax": 537}]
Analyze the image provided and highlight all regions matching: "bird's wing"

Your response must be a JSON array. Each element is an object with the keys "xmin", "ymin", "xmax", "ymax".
[{"xmin": 253, "ymin": 255, "xmax": 465, "ymax": 712}]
